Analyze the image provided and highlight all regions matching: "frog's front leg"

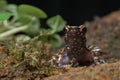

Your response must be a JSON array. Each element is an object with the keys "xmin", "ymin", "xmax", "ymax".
[
  {"xmin": 89, "ymin": 46, "xmax": 105, "ymax": 65},
  {"xmin": 58, "ymin": 53, "xmax": 71, "ymax": 67},
  {"xmin": 50, "ymin": 48, "xmax": 72, "ymax": 68}
]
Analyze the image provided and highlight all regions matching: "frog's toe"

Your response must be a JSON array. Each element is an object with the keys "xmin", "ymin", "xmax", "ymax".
[
  {"xmin": 50, "ymin": 53, "xmax": 71, "ymax": 68},
  {"xmin": 99, "ymin": 59, "xmax": 105, "ymax": 63},
  {"xmin": 93, "ymin": 57, "xmax": 105, "ymax": 65}
]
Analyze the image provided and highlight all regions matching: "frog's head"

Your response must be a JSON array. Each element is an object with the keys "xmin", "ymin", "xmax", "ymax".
[
  {"xmin": 64, "ymin": 25, "xmax": 87, "ymax": 38},
  {"xmin": 64, "ymin": 25, "xmax": 87, "ymax": 46},
  {"xmin": 65, "ymin": 25, "xmax": 87, "ymax": 34}
]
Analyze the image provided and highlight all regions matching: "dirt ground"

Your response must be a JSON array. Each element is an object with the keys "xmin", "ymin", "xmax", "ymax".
[{"xmin": 44, "ymin": 61, "xmax": 120, "ymax": 80}]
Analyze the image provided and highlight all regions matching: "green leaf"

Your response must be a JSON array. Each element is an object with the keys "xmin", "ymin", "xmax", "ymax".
[
  {"xmin": 47, "ymin": 15, "xmax": 67, "ymax": 32},
  {"xmin": 18, "ymin": 4, "xmax": 47, "ymax": 18},
  {"xmin": 0, "ymin": 25, "xmax": 28, "ymax": 40},
  {"xmin": 24, "ymin": 17, "xmax": 40, "ymax": 37},
  {"xmin": 39, "ymin": 29, "xmax": 55, "ymax": 36},
  {"xmin": 6, "ymin": 4, "xmax": 17, "ymax": 13},
  {"xmin": 0, "ymin": 0, "xmax": 7, "ymax": 11},
  {"xmin": 0, "ymin": 12, "xmax": 12, "ymax": 22},
  {"xmin": 15, "ymin": 35, "xmax": 31, "ymax": 42},
  {"xmin": 48, "ymin": 34, "xmax": 63, "ymax": 48},
  {"xmin": 39, "ymin": 34, "xmax": 63, "ymax": 48},
  {"xmin": 18, "ymin": 14, "xmax": 33, "ymax": 24}
]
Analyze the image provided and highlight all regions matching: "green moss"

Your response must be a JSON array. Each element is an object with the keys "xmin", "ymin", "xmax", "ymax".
[{"xmin": 0, "ymin": 39, "xmax": 60, "ymax": 79}]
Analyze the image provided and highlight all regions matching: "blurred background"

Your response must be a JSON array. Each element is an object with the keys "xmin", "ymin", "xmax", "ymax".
[
  {"xmin": 1, "ymin": 0, "xmax": 120, "ymax": 50},
  {"xmin": 8, "ymin": 0, "xmax": 120, "ymax": 25}
]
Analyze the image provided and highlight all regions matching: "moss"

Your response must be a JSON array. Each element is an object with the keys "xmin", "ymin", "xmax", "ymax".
[{"xmin": 0, "ymin": 39, "xmax": 67, "ymax": 79}]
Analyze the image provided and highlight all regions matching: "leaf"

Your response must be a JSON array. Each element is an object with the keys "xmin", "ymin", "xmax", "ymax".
[
  {"xmin": 15, "ymin": 35, "xmax": 31, "ymax": 42},
  {"xmin": 48, "ymin": 34, "xmax": 63, "ymax": 48},
  {"xmin": 47, "ymin": 15, "xmax": 67, "ymax": 32},
  {"xmin": 0, "ymin": 12, "xmax": 12, "ymax": 22},
  {"xmin": 39, "ymin": 29, "xmax": 55, "ymax": 36},
  {"xmin": 39, "ymin": 34, "xmax": 63, "ymax": 48},
  {"xmin": 18, "ymin": 4, "xmax": 47, "ymax": 19},
  {"xmin": 0, "ymin": 0, "xmax": 7, "ymax": 11},
  {"xmin": 6, "ymin": 4, "xmax": 17, "ymax": 13},
  {"xmin": 24, "ymin": 17, "xmax": 40, "ymax": 37},
  {"xmin": 0, "ymin": 25, "xmax": 28, "ymax": 40},
  {"xmin": 18, "ymin": 14, "xmax": 33, "ymax": 24}
]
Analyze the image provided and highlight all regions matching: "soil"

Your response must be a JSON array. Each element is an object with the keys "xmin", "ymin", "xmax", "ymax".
[{"xmin": 44, "ymin": 61, "xmax": 120, "ymax": 80}]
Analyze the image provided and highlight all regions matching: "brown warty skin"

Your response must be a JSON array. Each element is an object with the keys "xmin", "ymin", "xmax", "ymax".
[{"xmin": 51, "ymin": 25, "xmax": 105, "ymax": 67}]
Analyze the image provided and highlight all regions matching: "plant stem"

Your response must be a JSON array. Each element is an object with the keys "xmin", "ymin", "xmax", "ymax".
[{"xmin": 0, "ymin": 25, "xmax": 28, "ymax": 40}]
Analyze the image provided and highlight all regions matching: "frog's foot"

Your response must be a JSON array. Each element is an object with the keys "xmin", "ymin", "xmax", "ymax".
[
  {"xmin": 50, "ymin": 53, "xmax": 72, "ymax": 68},
  {"xmin": 89, "ymin": 45, "xmax": 105, "ymax": 65},
  {"xmin": 93, "ymin": 56, "xmax": 105, "ymax": 65}
]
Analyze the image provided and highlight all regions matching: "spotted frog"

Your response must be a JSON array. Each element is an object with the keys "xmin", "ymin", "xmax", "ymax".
[{"xmin": 51, "ymin": 25, "xmax": 104, "ymax": 67}]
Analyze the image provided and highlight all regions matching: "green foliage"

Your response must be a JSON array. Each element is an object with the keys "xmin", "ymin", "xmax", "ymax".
[
  {"xmin": 6, "ymin": 4, "xmax": 17, "ymax": 13},
  {"xmin": 0, "ymin": 0, "xmax": 7, "ymax": 11},
  {"xmin": 47, "ymin": 34, "xmax": 62, "ymax": 48},
  {"xmin": 0, "ymin": 0, "xmax": 67, "ymax": 48},
  {"xmin": 47, "ymin": 15, "xmax": 66, "ymax": 32},
  {"xmin": 18, "ymin": 4, "xmax": 47, "ymax": 18},
  {"xmin": 0, "ymin": 1, "xmax": 67, "ymax": 79},
  {"xmin": 39, "ymin": 15, "xmax": 66, "ymax": 47},
  {"xmin": 0, "ymin": 12, "xmax": 12, "ymax": 22}
]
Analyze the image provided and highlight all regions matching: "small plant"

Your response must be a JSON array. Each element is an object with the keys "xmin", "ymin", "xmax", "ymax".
[
  {"xmin": 0, "ymin": 0, "xmax": 67, "ymax": 48},
  {"xmin": 0, "ymin": 1, "xmax": 67, "ymax": 79}
]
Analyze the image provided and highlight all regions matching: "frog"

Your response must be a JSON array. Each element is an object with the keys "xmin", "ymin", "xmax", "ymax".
[{"xmin": 50, "ymin": 25, "xmax": 105, "ymax": 68}]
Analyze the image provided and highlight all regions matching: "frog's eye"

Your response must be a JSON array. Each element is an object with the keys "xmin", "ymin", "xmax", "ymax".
[
  {"xmin": 79, "ymin": 25, "xmax": 87, "ymax": 33},
  {"xmin": 65, "ymin": 25, "xmax": 70, "ymax": 32},
  {"xmin": 82, "ymin": 26, "xmax": 87, "ymax": 33},
  {"xmin": 63, "ymin": 27, "xmax": 67, "ymax": 32}
]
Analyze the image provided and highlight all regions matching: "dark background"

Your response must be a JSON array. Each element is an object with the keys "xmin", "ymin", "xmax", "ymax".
[{"xmin": 8, "ymin": 0, "xmax": 120, "ymax": 25}]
